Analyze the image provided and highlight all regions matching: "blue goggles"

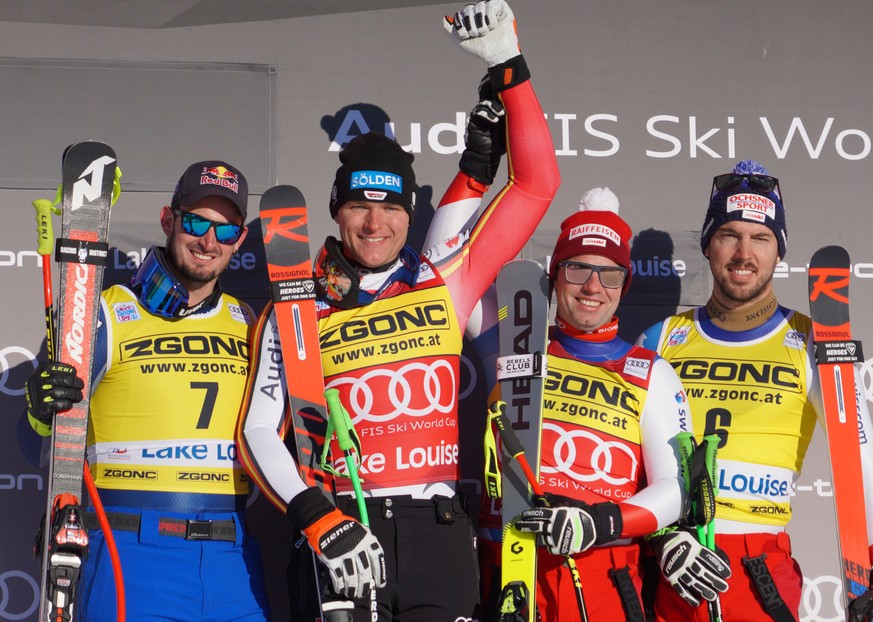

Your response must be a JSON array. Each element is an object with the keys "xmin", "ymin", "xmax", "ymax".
[
  {"xmin": 173, "ymin": 208, "xmax": 243, "ymax": 244},
  {"xmin": 131, "ymin": 246, "xmax": 189, "ymax": 318}
]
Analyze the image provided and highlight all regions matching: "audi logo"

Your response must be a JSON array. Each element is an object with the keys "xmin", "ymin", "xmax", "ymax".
[
  {"xmin": 0, "ymin": 570, "xmax": 39, "ymax": 620},
  {"xmin": 540, "ymin": 422, "xmax": 639, "ymax": 486},
  {"xmin": 326, "ymin": 360, "xmax": 456, "ymax": 422},
  {"xmin": 800, "ymin": 574, "xmax": 843, "ymax": 622},
  {"xmin": 0, "ymin": 346, "xmax": 36, "ymax": 397}
]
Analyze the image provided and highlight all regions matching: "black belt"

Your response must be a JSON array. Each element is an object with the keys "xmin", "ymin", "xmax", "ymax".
[{"xmin": 83, "ymin": 511, "xmax": 237, "ymax": 542}]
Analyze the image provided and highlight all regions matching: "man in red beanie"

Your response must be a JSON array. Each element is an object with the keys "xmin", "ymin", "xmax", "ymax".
[
  {"xmin": 493, "ymin": 188, "xmax": 692, "ymax": 621},
  {"xmin": 238, "ymin": 2, "xmax": 560, "ymax": 621}
]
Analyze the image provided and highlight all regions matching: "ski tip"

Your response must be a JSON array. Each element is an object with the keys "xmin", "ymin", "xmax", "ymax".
[
  {"xmin": 810, "ymin": 245, "xmax": 850, "ymax": 266},
  {"xmin": 260, "ymin": 185, "xmax": 306, "ymax": 209}
]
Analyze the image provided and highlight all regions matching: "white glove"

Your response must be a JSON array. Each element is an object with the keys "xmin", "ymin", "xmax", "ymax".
[
  {"xmin": 443, "ymin": 0, "xmax": 520, "ymax": 67},
  {"xmin": 654, "ymin": 528, "xmax": 731, "ymax": 607},
  {"xmin": 301, "ymin": 508, "xmax": 387, "ymax": 599},
  {"xmin": 514, "ymin": 506, "xmax": 597, "ymax": 556}
]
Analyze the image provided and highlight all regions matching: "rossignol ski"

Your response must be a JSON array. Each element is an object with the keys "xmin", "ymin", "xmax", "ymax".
[
  {"xmin": 492, "ymin": 259, "xmax": 550, "ymax": 622},
  {"xmin": 40, "ymin": 141, "xmax": 116, "ymax": 621},
  {"xmin": 258, "ymin": 185, "xmax": 351, "ymax": 621},
  {"xmin": 808, "ymin": 245, "xmax": 872, "ymax": 618}
]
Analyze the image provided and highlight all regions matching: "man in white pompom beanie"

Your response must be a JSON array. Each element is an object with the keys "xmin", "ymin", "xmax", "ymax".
[{"xmin": 492, "ymin": 188, "xmax": 692, "ymax": 621}]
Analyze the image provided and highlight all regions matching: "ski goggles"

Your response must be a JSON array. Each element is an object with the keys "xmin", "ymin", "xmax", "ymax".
[
  {"xmin": 711, "ymin": 173, "xmax": 781, "ymax": 198},
  {"xmin": 173, "ymin": 209, "xmax": 243, "ymax": 244},
  {"xmin": 558, "ymin": 261, "xmax": 628, "ymax": 289},
  {"xmin": 132, "ymin": 246, "xmax": 189, "ymax": 318}
]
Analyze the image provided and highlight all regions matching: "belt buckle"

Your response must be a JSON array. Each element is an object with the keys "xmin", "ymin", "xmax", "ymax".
[{"xmin": 185, "ymin": 519, "xmax": 213, "ymax": 540}]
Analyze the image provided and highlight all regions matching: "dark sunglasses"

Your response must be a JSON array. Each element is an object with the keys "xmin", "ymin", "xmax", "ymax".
[
  {"xmin": 712, "ymin": 173, "xmax": 780, "ymax": 197},
  {"xmin": 559, "ymin": 261, "xmax": 628, "ymax": 289},
  {"xmin": 173, "ymin": 208, "xmax": 243, "ymax": 244}
]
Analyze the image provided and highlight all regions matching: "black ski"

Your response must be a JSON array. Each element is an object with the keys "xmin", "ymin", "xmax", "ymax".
[{"xmin": 40, "ymin": 141, "xmax": 116, "ymax": 621}]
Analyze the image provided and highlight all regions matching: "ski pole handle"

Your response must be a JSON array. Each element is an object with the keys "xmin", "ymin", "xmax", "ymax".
[
  {"xmin": 324, "ymin": 388, "xmax": 369, "ymax": 526},
  {"xmin": 34, "ymin": 199, "xmax": 57, "ymax": 361},
  {"xmin": 491, "ymin": 401, "xmax": 544, "ymax": 499},
  {"xmin": 489, "ymin": 401, "xmax": 589, "ymax": 622}
]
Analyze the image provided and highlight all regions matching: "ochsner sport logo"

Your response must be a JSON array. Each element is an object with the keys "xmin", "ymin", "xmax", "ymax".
[{"xmin": 71, "ymin": 155, "xmax": 116, "ymax": 211}]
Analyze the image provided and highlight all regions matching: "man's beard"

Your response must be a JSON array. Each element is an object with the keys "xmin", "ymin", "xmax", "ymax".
[
  {"xmin": 166, "ymin": 244, "xmax": 222, "ymax": 285},
  {"xmin": 714, "ymin": 263, "xmax": 774, "ymax": 305}
]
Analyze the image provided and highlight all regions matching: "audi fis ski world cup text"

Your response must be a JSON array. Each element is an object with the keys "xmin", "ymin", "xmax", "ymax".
[{"xmin": 329, "ymin": 108, "xmax": 873, "ymax": 160}]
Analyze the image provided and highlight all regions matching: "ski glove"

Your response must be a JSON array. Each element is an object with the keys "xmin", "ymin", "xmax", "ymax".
[
  {"xmin": 288, "ymin": 488, "xmax": 386, "ymax": 600},
  {"xmin": 654, "ymin": 527, "xmax": 731, "ymax": 607},
  {"xmin": 25, "ymin": 362, "xmax": 84, "ymax": 432},
  {"xmin": 514, "ymin": 501, "xmax": 623, "ymax": 557},
  {"xmin": 444, "ymin": 0, "xmax": 520, "ymax": 67},
  {"xmin": 459, "ymin": 75, "xmax": 506, "ymax": 186}
]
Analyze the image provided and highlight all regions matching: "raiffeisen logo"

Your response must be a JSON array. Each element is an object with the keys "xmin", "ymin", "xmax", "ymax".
[
  {"xmin": 630, "ymin": 256, "xmax": 687, "ymax": 278},
  {"xmin": 774, "ymin": 261, "xmax": 873, "ymax": 279}
]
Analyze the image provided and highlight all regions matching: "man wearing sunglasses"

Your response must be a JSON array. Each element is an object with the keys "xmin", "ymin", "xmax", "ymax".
[
  {"xmin": 21, "ymin": 161, "xmax": 270, "ymax": 621},
  {"xmin": 238, "ymin": 2, "xmax": 561, "ymax": 620},
  {"xmin": 639, "ymin": 159, "xmax": 873, "ymax": 621},
  {"xmin": 476, "ymin": 188, "xmax": 689, "ymax": 621}
]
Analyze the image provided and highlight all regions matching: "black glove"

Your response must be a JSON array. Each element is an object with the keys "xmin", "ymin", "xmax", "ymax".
[
  {"xmin": 25, "ymin": 362, "xmax": 84, "ymax": 426},
  {"xmin": 288, "ymin": 488, "xmax": 386, "ymax": 600},
  {"xmin": 653, "ymin": 527, "xmax": 731, "ymax": 607},
  {"xmin": 514, "ymin": 499, "xmax": 623, "ymax": 556},
  {"xmin": 459, "ymin": 75, "xmax": 506, "ymax": 186}
]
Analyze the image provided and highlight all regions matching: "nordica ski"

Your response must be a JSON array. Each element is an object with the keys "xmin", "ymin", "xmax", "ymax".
[
  {"xmin": 492, "ymin": 259, "xmax": 550, "ymax": 622},
  {"xmin": 808, "ymin": 245, "xmax": 871, "ymax": 615},
  {"xmin": 255, "ymin": 185, "xmax": 350, "ymax": 621},
  {"xmin": 40, "ymin": 141, "xmax": 116, "ymax": 621}
]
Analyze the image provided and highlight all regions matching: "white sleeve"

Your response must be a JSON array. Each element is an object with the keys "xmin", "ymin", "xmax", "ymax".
[
  {"xmin": 622, "ymin": 357, "xmax": 689, "ymax": 532},
  {"xmin": 239, "ymin": 308, "xmax": 309, "ymax": 509},
  {"xmin": 854, "ymin": 366, "xmax": 873, "ymax": 546}
]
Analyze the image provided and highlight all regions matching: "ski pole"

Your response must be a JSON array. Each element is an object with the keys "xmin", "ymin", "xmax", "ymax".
[
  {"xmin": 324, "ymin": 388, "xmax": 378, "ymax": 622},
  {"xmin": 490, "ymin": 401, "xmax": 589, "ymax": 622},
  {"xmin": 675, "ymin": 432, "xmax": 721, "ymax": 622}
]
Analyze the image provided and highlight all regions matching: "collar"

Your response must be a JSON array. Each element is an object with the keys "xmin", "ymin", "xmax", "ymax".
[
  {"xmin": 554, "ymin": 316, "xmax": 620, "ymax": 342},
  {"xmin": 705, "ymin": 292, "xmax": 779, "ymax": 331},
  {"xmin": 314, "ymin": 238, "xmax": 420, "ymax": 309},
  {"xmin": 552, "ymin": 318, "xmax": 633, "ymax": 363}
]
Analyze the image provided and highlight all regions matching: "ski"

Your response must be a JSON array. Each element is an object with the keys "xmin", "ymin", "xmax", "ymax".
[
  {"xmin": 258, "ymin": 185, "xmax": 331, "ymax": 494},
  {"xmin": 808, "ymin": 245, "xmax": 871, "ymax": 613},
  {"xmin": 258, "ymin": 185, "xmax": 345, "ymax": 621},
  {"xmin": 493, "ymin": 259, "xmax": 550, "ymax": 622},
  {"xmin": 40, "ymin": 141, "xmax": 117, "ymax": 621}
]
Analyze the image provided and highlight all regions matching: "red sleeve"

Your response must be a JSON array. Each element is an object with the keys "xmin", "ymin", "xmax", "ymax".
[{"xmin": 436, "ymin": 79, "xmax": 560, "ymax": 331}]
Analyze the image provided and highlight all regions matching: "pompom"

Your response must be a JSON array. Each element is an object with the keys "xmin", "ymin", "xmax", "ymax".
[
  {"xmin": 578, "ymin": 187, "xmax": 619, "ymax": 214},
  {"xmin": 732, "ymin": 159, "xmax": 769, "ymax": 176}
]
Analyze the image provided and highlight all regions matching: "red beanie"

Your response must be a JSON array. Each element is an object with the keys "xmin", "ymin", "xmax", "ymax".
[{"xmin": 549, "ymin": 187, "xmax": 633, "ymax": 294}]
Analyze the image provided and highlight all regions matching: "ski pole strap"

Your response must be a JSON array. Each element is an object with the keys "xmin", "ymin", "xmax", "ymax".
[
  {"xmin": 679, "ymin": 433, "xmax": 718, "ymax": 528},
  {"xmin": 608, "ymin": 566, "xmax": 646, "ymax": 622},
  {"xmin": 323, "ymin": 388, "xmax": 368, "ymax": 526},
  {"xmin": 741, "ymin": 555, "xmax": 797, "ymax": 622},
  {"xmin": 320, "ymin": 389, "xmax": 363, "ymax": 479},
  {"xmin": 484, "ymin": 402, "xmax": 503, "ymax": 499}
]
